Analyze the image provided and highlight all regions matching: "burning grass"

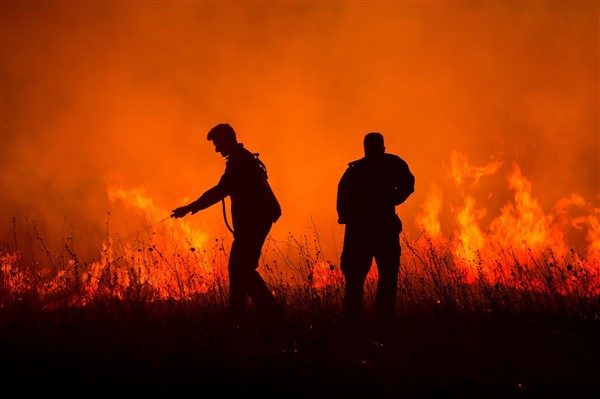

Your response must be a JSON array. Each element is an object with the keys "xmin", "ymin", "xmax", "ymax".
[
  {"xmin": 2, "ymin": 219, "xmax": 598, "ymax": 316},
  {"xmin": 1, "ymin": 219, "xmax": 599, "ymax": 397}
]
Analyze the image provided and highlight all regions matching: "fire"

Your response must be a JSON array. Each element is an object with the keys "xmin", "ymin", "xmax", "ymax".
[
  {"xmin": 449, "ymin": 151, "xmax": 502, "ymax": 188},
  {"xmin": 489, "ymin": 165, "xmax": 566, "ymax": 261},
  {"xmin": 415, "ymin": 185, "xmax": 443, "ymax": 238},
  {"xmin": 1, "ymin": 154, "xmax": 599, "ymax": 305},
  {"xmin": 310, "ymin": 260, "xmax": 342, "ymax": 289},
  {"xmin": 0, "ymin": 252, "xmax": 28, "ymax": 297},
  {"xmin": 1, "ymin": 185, "xmax": 222, "ymax": 305},
  {"xmin": 77, "ymin": 185, "xmax": 220, "ymax": 302},
  {"xmin": 414, "ymin": 152, "xmax": 600, "ymax": 293},
  {"xmin": 455, "ymin": 196, "xmax": 485, "ymax": 281},
  {"xmin": 107, "ymin": 185, "xmax": 208, "ymax": 251}
]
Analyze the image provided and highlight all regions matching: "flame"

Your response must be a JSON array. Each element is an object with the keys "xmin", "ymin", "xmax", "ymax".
[
  {"xmin": 415, "ymin": 185, "xmax": 443, "ymax": 238},
  {"xmin": 1, "ymin": 252, "xmax": 28, "ymax": 297},
  {"xmin": 415, "ymin": 152, "xmax": 600, "ymax": 293},
  {"xmin": 454, "ymin": 196, "xmax": 485, "ymax": 282},
  {"xmin": 450, "ymin": 151, "xmax": 503, "ymax": 188},
  {"xmin": 488, "ymin": 165, "xmax": 566, "ymax": 262},
  {"xmin": 107, "ymin": 185, "xmax": 208, "ymax": 251},
  {"xmin": 2, "ymin": 155, "xmax": 599, "ymax": 305},
  {"xmin": 310, "ymin": 260, "xmax": 342, "ymax": 289},
  {"xmin": 1, "ymin": 185, "xmax": 223, "ymax": 305}
]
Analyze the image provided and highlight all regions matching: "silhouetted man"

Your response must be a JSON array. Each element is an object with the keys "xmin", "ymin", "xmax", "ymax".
[
  {"xmin": 171, "ymin": 123, "xmax": 282, "ymax": 324},
  {"xmin": 337, "ymin": 132, "xmax": 415, "ymax": 330}
]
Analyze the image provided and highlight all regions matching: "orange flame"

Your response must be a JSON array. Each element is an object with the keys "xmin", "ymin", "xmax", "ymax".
[
  {"xmin": 3, "ymin": 156, "xmax": 599, "ymax": 304},
  {"xmin": 415, "ymin": 152, "xmax": 600, "ymax": 292},
  {"xmin": 489, "ymin": 165, "xmax": 566, "ymax": 262},
  {"xmin": 310, "ymin": 260, "xmax": 342, "ymax": 289},
  {"xmin": 450, "ymin": 151, "xmax": 502, "ymax": 188},
  {"xmin": 454, "ymin": 196, "xmax": 485, "ymax": 282},
  {"xmin": 1, "ymin": 185, "xmax": 223, "ymax": 305},
  {"xmin": 107, "ymin": 185, "xmax": 208, "ymax": 251},
  {"xmin": 415, "ymin": 185, "xmax": 443, "ymax": 238}
]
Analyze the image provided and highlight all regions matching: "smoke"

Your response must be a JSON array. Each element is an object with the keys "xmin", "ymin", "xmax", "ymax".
[{"xmin": 1, "ymin": 2, "xmax": 598, "ymax": 262}]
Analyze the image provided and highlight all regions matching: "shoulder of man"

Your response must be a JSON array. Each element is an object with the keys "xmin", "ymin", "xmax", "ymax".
[
  {"xmin": 228, "ymin": 144, "xmax": 271, "ymax": 177},
  {"xmin": 383, "ymin": 153, "xmax": 403, "ymax": 162},
  {"xmin": 226, "ymin": 143, "xmax": 252, "ymax": 163},
  {"xmin": 384, "ymin": 153, "xmax": 411, "ymax": 168},
  {"xmin": 347, "ymin": 157, "xmax": 365, "ymax": 168}
]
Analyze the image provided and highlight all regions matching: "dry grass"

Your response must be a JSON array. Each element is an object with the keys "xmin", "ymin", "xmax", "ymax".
[{"xmin": 1, "ymin": 221, "xmax": 599, "ymax": 398}]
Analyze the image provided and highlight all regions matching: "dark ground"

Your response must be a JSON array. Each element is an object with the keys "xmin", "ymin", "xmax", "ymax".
[{"xmin": 1, "ymin": 299, "xmax": 599, "ymax": 398}]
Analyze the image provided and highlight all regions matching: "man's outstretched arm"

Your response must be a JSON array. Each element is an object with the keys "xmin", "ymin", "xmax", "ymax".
[{"xmin": 171, "ymin": 184, "xmax": 227, "ymax": 218}]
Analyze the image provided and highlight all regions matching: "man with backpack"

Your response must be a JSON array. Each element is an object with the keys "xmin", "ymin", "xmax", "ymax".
[{"xmin": 171, "ymin": 123, "xmax": 282, "ymax": 324}]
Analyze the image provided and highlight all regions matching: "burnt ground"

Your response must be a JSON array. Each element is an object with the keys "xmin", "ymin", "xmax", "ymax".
[{"xmin": 1, "ymin": 299, "xmax": 599, "ymax": 398}]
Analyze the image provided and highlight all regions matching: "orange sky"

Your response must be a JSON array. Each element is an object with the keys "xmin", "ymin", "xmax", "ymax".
[{"xmin": 1, "ymin": 2, "xmax": 598, "ymax": 261}]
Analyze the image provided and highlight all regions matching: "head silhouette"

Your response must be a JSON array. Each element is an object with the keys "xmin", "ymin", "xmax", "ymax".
[
  {"xmin": 207, "ymin": 123, "xmax": 238, "ymax": 157},
  {"xmin": 363, "ymin": 132, "xmax": 385, "ymax": 158}
]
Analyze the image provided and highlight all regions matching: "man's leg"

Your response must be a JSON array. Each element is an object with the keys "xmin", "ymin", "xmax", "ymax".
[
  {"xmin": 341, "ymin": 226, "xmax": 372, "ymax": 327},
  {"xmin": 230, "ymin": 222, "xmax": 279, "ymax": 319},
  {"xmin": 228, "ymin": 240, "xmax": 247, "ymax": 321},
  {"xmin": 374, "ymin": 232, "xmax": 401, "ymax": 328}
]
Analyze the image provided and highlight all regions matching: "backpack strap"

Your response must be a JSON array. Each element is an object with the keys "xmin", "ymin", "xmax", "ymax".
[{"xmin": 253, "ymin": 153, "xmax": 268, "ymax": 179}]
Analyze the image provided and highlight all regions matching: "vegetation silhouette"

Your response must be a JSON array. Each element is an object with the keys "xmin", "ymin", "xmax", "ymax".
[{"xmin": 1, "ymin": 218, "xmax": 599, "ymax": 398}]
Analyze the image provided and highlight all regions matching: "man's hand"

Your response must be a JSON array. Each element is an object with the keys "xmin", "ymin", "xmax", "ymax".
[{"xmin": 171, "ymin": 205, "xmax": 191, "ymax": 219}]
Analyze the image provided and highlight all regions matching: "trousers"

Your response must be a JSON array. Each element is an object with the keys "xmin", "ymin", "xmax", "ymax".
[
  {"xmin": 228, "ymin": 220, "xmax": 278, "ymax": 320},
  {"xmin": 340, "ymin": 218, "xmax": 401, "ymax": 326}
]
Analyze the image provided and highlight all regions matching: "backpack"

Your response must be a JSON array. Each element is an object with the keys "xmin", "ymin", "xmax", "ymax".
[{"xmin": 254, "ymin": 153, "xmax": 282, "ymax": 223}]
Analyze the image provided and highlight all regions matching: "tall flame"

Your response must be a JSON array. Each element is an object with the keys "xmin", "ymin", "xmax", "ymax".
[
  {"xmin": 415, "ymin": 185, "xmax": 443, "ymax": 238},
  {"xmin": 489, "ymin": 165, "xmax": 566, "ymax": 262},
  {"xmin": 414, "ymin": 152, "xmax": 600, "ymax": 292},
  {"xmin": 2, "ymin": 155, "xmax": 598, "ymax": 304},
  {"xmin": 107, "ymin": 185, "xmax": 208, "ymax": 251}
]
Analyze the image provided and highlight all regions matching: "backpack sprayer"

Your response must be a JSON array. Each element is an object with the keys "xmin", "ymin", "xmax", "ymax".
[{"xmin": 221, "ymin": 198, "xmax": 234, "ymax": 234}]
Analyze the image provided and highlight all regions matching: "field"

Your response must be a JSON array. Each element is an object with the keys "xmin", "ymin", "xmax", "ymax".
[{"xmin": 1, "ymin": 228, "xmax": 599, "ymax": 398}]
